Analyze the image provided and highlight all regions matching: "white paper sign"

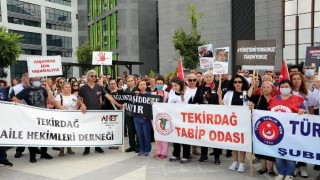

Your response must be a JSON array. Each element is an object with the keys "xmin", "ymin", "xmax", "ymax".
[
  {"xmin": 27, "ymin": 56, "xmax": 62, "ymax": 77},
  {"xmin": 92, "ymin": 51, "xmax": 113, "ymax": 65}
]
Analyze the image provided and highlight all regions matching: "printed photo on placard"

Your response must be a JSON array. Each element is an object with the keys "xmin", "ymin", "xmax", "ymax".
[
  {"xmin": 214, "ymin": 47, "xmax": 229, "ymax": 63},
  {"xmin": 198, "ymin": 44, "xmax": 213, "ymax": 58},
  {"xmin": 199, "ymin": 57, "xmax": 214, "ymax": 69}
]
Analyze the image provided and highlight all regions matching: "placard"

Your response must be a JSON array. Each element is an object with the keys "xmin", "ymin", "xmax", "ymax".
[{"xmin": 27, "ymin": 56, "xmax": 62, "ymax": 77}]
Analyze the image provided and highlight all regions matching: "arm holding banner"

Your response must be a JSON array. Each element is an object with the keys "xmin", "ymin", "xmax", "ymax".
[
  {"xmin": 217, "ymin": 88, "xmax": 223, "ymax": 105},
  {"xmin": 105, "ymin": 93, "xmax": 123, "ymax": 109},
  {"xmin": 78, "ymin": 97, "xmax": 87, "ymax": 113}
]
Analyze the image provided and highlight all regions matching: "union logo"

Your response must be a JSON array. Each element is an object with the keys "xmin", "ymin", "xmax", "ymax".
[
  {"xmin": 154, "ymin": 112, "xmax": 173, "ymax": 136},
  {"xmin": 254, "ymin": 116, "xmax": 284, "ymax": 145}
]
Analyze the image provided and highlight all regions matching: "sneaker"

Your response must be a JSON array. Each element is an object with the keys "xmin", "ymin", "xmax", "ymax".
[
  {"xmin": 125, "ymin": 147, "xmax": 135, "ymax": 152},
  {"xmin": 83, "ymin": 150, "xmax": 90, "ymax": 156},
  {"xmin": 29, "ymin": 157, "xmax": 37, "ymax": 163},
  {"xmin": 284, "ymin": 175, "xmax": 293, "ymax": 180},
  {"xmin": 169, "ymin": 156, "xmax": 180, "ymax": 162},
  {"xmin": 252, "ymin": 157, "xmax": 260, "ymax": 164},
  {"xmin": 0, "ymin": 159, "xmax": 13, "ymax": 167},
  {"xmin": 293, "ymin": 168, "xmax": 299, "ymax": 176},
  {"xmin": 228, "ymin": 161, "xmax": 238, "ymax": 171},
  {"xmin": 299, "ymin": 166, "xmax": 308, "ymax": 178},
  {"xmin": 144, "ymin": 152, "xmax": 149, "ymax": 156},
  {"xmin": 180, "ymin": 158, "xmax": 191, "ymax": 164},
  {"xmin": 238, "ymin": 163, "xmax": 246, "ymax": 173},
  {"xmin": 95, "ymin": 147, "xmax": 104, "ymax": 154},
  {"xmin": 40, "ymin": 153, "xmax": 53, "ymax": 160},
  {"xmin": 14, "ymin": 152, "xmax": 22, "ymax": 158},
  {"xmin": 198, "ymin": 156, "xmax": 208, "ymax": 163},
  {"xmin": 275, "ymin": 175, "xmax": 284, "ymax": 180},
  {"xmin": 160, "ymin": 155, "xmax": 167, "ymax": 159},
  {"xmin": 214, "ymin": 156, "xmax": 221, "ymax": 165},
  {"xmin": 138, "ymin": 152, "xmax": 144, "ymax": 156}
]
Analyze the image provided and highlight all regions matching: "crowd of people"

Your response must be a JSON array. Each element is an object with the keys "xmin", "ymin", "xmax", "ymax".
[{"xmin": 0, "ymin": 65, "xmax": 320, "ymax": 180}]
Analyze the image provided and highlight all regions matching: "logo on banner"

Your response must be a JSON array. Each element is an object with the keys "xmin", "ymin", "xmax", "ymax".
[
  {"xmin": 255, "ymin": 116, "xmax": 284, "ymax": 145},
  {"xmin": 154, "ymin": 112, "xmax": 173, "ymax": 136},
  {"xmin": 101, "ymin": 115, "xmax": 119, "ymax": 126}
]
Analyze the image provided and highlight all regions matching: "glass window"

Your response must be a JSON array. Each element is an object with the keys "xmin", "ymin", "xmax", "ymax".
[
  {"xmin": 299, "ymin": 29, "xmax": 311, "ymax": 44},
  {"xmin": 315, "ymin": 27, "xmax": 320, "ymax": 43},
  {"xmin": 285, "ymin": 30, "xmax": 295, "ymax": 45},
  {"xmin": 283, "ymin": 45, "xmax": 295, "ymax": 60},
  {"xmin": 316, "ymin": 0, "xmax": 320, "ymax": 11},
  {"xmin": 285, "ymin": 0, "xmax": 297, "ymax": 16},
  {"xmin": 299, "ymin": 13, "xmax": 311, "ymax": 29},
  {"xmin": 298, "ymin": 0, "xmax": 311, "ymax": 14},
  {"xmin": 315, "ymin": 12, "xmax": 320, "ymax": 28},
  {"xmin": 285, "ymin": 16, "xmax": 296, "ymax": 30},
  {"xmin": 299, "ymin": 43, "xmax": 311, "ymax": 59}
]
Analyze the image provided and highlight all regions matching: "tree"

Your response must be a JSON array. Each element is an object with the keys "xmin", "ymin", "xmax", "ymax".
[
  {"xmin": 76, "ymin": 42, "xmax": 102, "ymax": 64},
  {"xmin": 172, "ymin": 4, "xmax": 205, "ymax": 70},
  {"xmin": 0, "ymin": 26, "xmax": 22, "ymax": 68}
]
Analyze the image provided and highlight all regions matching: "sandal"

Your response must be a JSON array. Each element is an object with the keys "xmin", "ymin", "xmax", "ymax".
[{"xmin": 257, "ymin": 169, "xmax": 268, "ymax": 175}]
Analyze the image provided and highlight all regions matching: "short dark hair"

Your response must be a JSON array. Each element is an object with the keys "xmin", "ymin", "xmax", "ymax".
[
  {"xmin": 196, "ymin": 72, "xmax": 202, "ymax": 75},
  {"xmin": 278, "ymin": 79, "xmax": 292, "ymax": 88},
  {"xmin": 289, "ymin": 65, "xmax": 303, "ymax": 73}
]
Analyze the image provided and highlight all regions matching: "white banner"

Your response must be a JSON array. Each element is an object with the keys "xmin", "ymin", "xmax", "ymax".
[
  {"xmin": 27, "ymin": 56, "xmax": 62, "ymax": 77},
  {"xmin": 253, "ymin": 110, "xmax": 320, "ymax": 165},
  {"xmin": 153, "ymin": 103, "xmax": 252, "ymax": 152},
  {"xmin": 92, "ymin": 51, "xmax": 112, "ymax": 65},
  {"xmin": 0, "ymin": 102, "xmax": 123, "ymax": 147}
]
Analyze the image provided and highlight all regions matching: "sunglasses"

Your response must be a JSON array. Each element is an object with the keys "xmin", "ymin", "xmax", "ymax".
[
  {"xmin": 233, "ymin": 81, "xmax": 243, "ymax": 84},
  {"xmin": 73, "ymin": 84, "xmax": 79, "ymax": 87},
  {"xmin": 91, "ymin": 75, "xmax": 97, "ymax": 78},
  {"xmin": 188, "ymin": 79, "xmax": 197, "ymax": 82}
]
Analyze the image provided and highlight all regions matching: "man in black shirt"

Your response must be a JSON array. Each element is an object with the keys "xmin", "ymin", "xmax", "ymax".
[{"xmin": 12, "ymin": 77, "xmax": 55, "ymax": 163}]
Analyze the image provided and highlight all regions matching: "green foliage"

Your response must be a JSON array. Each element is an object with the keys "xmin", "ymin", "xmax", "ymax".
[
  {"xmin": 149, "ymin": 70, "xmax": 155, "ymax": 78},
  {"xmin": 164, "ymin": 68, "xmax": 178, "ymax": 84},
  {"xmin": 172, "ymin": 3, "xmax": 205, "ymax": 70},
  {"xmin": 0, "ymin": 26, "xmax": 22, "ymax": 68},
  {"xmin": 76, "ymin": 42, "xmax": 102, "ymax": 64}
]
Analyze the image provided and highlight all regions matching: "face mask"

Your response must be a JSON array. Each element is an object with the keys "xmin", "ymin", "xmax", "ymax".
[
  {"xmin": 238, "ymin": 73, "xmax": 244, "ymax": 77},
  {"xmin": 33, "ymin": 81, "xmax": 41, "ymax": 88},
  {"xmin": 280, "ymin": 87, "xmax": 291, "ymax": 95},
  {"xmin": 156, "ymin": 85, "xmax": 163, "ymax": 90},
  {"xmin": 305, "ymin": 69, "xmax": 315, "ymax": 77}
]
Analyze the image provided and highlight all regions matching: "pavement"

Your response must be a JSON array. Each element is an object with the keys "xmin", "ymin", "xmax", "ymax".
[{"xmin": 0, "ymin": 139, "xmax": 318, "ymax": 180}]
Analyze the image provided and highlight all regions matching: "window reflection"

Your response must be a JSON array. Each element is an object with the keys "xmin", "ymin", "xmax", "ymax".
[
  {"xmin": 285, "ymin": 16, "xmax": 295, "ymax": 30},
  {"xmin": 298, "ymin": 13, "xmax": 311, "ymax": 29},
  {"xmin": 299, "ymin": 44, "xmax": 310, "ymax": 59},
  {"xmin": 298, "ymin": 0, "xmax": 311, "ymax": 14},
  {"xmin": 283, "ymin": 45, "xmax": 295, "ymax": 60},
  {"xmin": 285, "ymin": 30, "xmax": 295, "ymax": 45},
  {"xmin": 285, "ymin": 0, "xmax": 297, "ymax": 16}
]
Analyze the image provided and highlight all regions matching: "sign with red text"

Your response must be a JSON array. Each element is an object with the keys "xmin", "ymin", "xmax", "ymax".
[
  {"xmin": 27, "ymin": 56, "xmax": 62, "ymax": 77},
  {"xmin": 253, "ymin": 110, "xmax": 320, "ymax": 165},
  {"xmin": 92, "ymin": 51, "xmax": 112, "ymax": 65},
  {"xmin": 0, "ymin": 101, "xmax": 124, "ymax": 147},
  {"xmin": 152, "ymin": 103, "xmax": 252, "ymax": 152}
]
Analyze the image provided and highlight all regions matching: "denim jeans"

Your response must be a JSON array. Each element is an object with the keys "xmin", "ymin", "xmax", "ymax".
[
  {"xmin": 276, "ymin": 158, "xmax": 296, "ymax": 176},
  {"xmin": 134, "ymin": 117, "xmax": 152, "ymax": 153}
]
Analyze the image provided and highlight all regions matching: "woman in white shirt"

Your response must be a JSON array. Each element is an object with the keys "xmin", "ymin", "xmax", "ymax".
[{"xmin": 55, "ymin": 82, "xmax": 81, "ymax": 156}]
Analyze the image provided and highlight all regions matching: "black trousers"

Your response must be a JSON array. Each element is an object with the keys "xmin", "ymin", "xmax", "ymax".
[
  {"xmin": 201, "ymin": 147, "xmax": 222, "ymax": 157},
  {"xmin": 28, "ymin": 147, "xmax": 47, "ymax": 158},
  {"xmin": 126, "ymin": 115, "xmax": 139, "ymax": 149},
  {"xmin": 172, "ymin": 143, "xmax": 191, "ymax": 159},
  {"xmin": 16, "ymin": 147, "xmax": 25, "ymax": 153}
]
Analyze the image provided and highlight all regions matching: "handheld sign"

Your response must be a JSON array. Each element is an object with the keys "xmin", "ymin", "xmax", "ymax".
[
  {"xmin": 213, "ymin": 47, "xmax": 229, "ymax": 74},
  {"xmin": 305, "ymin": 46, "xmax": 320, "ymax": 66},
  {"xmin": 92, "ymin": 51, "xmax": 112, "ymax": 65},
  {"xmin": 27, "ymin": 56, "xmax": 62, "ymax": 77}
]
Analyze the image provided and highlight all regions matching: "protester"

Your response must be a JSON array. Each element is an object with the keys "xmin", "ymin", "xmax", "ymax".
[
  {"xmin": 54, "ymin": 82, "xmax": 82, "ymax": 156},
  {"xmin": 71, "ymin": 81, "xmax": 79, "ymax": 96},
  {"xmin": 117, "ymin": 77, "xmax": 126, "ymax": 91},
  {"xmin": 152, "ymin": 76, "xmax": 169, "ymax": 159},
  {"xmin": 193, "ymin": 71, "xmax": 221, "ymax": 165},
  {"xmin": 289, "ymin": 65, "xmax": 303, "ymax": 75},
  {"xmin": 0, "ymin": 79, "xmax": 9, "ymax": 101},
  {"xmin": 196, "ymin": 72, "xmax": 203, "ymax": 87},
  {"xmin": 221, "ymin": 74, "xmax": 250, "ymax": 172},
  {"xmin": 54, "ymin": 77, "xmax": 66, "ymax": 96},
  {"xmin": 268, "ymin": 79, "xmax": 306, "ymax": 180},
  {"xmin": 147, "ymin": 77, "xmax": 157, "ymax": 92},
  {"xmin": 248, "ymin": 80, "xmax": 276, "ymax": 176},
  {"xmin": 168, "ymin": 77, "xmax": 191, "ymax": 164},
  {"xmin": 133, "ymin": 80, "xmax": 152, "ymax": 156},
  {"xmin": 12, "ymin": 77, "xmax": 55, "ymax": 163},
  {"xmin": 79, "ymin": 70, "xmax": 122, "ymax": 156},
  {"xmin": 124, "ymin": 75, "xmax": 139, "ymax": 153}
]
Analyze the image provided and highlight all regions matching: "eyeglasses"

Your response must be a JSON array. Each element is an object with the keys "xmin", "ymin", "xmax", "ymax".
[
  {"xmin": 73, "ymin": 84, "xmax": 79, "ymax": 87},
  {"xmin": 188, "ymin": 79, "xmax": 197, "ymax": 82},
  {"xmin": 90, "ymin": 75, "xmax": 97, "ymax": 78},
  {"xmin": 233, "ymin": 81, "xmax": 243, "ymax": 84},
  {"xmin": 265, "ymin": 71, "xmax": 273, "ymax": 73}
]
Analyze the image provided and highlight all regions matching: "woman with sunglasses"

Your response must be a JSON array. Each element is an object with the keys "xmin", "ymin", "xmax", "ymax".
[
  {"xmin": 220, "ymin": 74, "xmax": 249, "ymax": 172},
  {"xmin": 248, "ymin": 80, "xmax": 276, "ymax": 176},
  {"xmin": 193, "ymin": 71, "xmax": 222, "ymax": 165},
  {"xmin": 268, "ymin": 79, "xmax": 305, "ymax": 180},
  {"xmin": 71, "ymin": 81, "xmax": 79, "ymax": 96},
  {"xmin": 168, "ymin": 77, "xmax": 191, "ymax": 164},
  {"xmin": 54, "ymin": 82, "xmax": 81, "ymax": 156}
]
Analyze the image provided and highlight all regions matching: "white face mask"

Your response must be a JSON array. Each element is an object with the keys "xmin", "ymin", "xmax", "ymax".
[
  {"xmin": 280, "ymin": 87, "xmax": 291, "ymax": 95},
  {"xmin": 305, "ymin": 69, "xmax": 315, "ymax": 77}
]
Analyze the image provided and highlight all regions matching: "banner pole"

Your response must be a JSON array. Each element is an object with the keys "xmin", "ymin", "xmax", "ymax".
[
  {"xmin": 101, "ymin": 64, "xmax": 103, "ymax": 77},
  {"xmin": 250, "ymin": 108, "xmax": 254, "ymax": 177},
  {"xmin": 219, "ymin": 74, "xmax": 222, "ymax": 89}
]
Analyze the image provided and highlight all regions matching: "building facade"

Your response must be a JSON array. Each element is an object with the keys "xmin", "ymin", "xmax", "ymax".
[
  {"xmin": 0, "ymin": 0, "xmax": 79, "ymax": 79},
  {"xmin": 159, "ymin": 0, "xmax": 319, "ymax": 75},
  {"xmin": 87, "ymin": 0, "xmax": 158, "ymax": 77}
]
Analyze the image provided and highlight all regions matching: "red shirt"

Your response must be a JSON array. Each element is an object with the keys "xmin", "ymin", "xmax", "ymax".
[{"xmin": 268, "ymin": 94, "xmax": 304, "ymax": 113}]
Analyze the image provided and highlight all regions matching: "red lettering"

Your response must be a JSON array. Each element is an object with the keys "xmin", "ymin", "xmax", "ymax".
[
  {"xmin": 180, "ymin": 112, "xmax": 187, "ymax": 122},
  {"xmin": 188, "ymin": 113, "xmax": 194, "ymax": 123},
  {"xmin": 175, "ymin": 127, "xmax": 181, "ymax": 136}
]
